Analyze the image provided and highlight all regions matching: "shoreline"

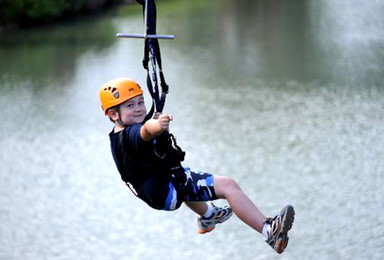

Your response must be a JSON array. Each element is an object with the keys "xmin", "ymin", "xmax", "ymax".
[{"xmin": 0, "ymin": 0, "xmax": 136, "ymax": 34}]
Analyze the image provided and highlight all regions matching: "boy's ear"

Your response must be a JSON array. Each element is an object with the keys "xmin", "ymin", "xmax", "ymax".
[{"xmin": 107, "ymin": 109, "xmax": 119, "ymax": 121}]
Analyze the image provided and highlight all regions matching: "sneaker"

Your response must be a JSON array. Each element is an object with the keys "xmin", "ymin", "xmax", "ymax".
[
  {"xmin": 197, "ymin": 203, "xmax": 233, "ymax": 234},
  {"xmin": 264, "ymin": 205, "xmax": 295, "ymax": 254}
]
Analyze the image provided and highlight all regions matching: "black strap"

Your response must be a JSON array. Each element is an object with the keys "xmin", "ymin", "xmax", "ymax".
[{"xmin": 137, "ymin": 0, "xmax": 169, "ymax": 121}]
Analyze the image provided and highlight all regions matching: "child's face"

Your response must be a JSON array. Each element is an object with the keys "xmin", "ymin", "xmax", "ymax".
[{"xmin": 118, "ymin": 95, "xmax": 147, "ymax": 125}]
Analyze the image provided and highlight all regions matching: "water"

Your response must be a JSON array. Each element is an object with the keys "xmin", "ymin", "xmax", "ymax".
[{"xmin": 0, "ymin": 0, "xmax": 383, "ymax": 259}]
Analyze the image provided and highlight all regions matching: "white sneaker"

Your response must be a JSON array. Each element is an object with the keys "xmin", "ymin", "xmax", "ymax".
[{"xmin": 197, "ymin": 203, "xmax": 233, "ymax": 234}]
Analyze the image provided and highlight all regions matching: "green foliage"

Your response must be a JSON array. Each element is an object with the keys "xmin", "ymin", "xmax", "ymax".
[
  {"xmin": 25, "ymin": 0, "xmax": 69, "ymax": 19},
  {"xmin": 0, "ymin": 0, "xmax": 116, "ymax": 27}
]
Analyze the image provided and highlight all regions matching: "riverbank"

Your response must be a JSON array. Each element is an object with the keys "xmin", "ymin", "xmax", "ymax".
[{"xmin": 0, "ymin": 0, "xmax": 136, "ymax": 33}]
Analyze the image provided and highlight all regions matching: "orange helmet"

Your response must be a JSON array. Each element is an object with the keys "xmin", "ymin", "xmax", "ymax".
[{"xmin": 99, "ymin": 77, "xmax": 144, "ymax": 115}]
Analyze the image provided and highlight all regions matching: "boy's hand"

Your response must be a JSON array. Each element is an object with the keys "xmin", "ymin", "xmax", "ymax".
[
  {"xmin": 141, "ymin": 113, "xmax": 173, "ymax": 141},
  {"xmin": 158, "ymin": 113, "xmax": 173, "ymax": 131}
]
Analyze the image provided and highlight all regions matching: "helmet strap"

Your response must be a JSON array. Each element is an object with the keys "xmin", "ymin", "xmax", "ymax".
[
  {"xmin": 110, "ymin": 106, "xmax": 126, "ymax": 127},
  {"xmin": 116, "ymin": 109, "xmax": 126, "ymax": 127}
]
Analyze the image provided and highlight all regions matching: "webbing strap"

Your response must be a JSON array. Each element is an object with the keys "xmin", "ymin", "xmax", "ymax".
[{"xmin": 137, "ymin": 0, "xmax": 169, "ymax": 118}]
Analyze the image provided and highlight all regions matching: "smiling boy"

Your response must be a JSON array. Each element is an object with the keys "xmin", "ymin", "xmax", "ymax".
[{"xmin": 99, "ymin": 77, "xmax": 295, "ymax": 253}]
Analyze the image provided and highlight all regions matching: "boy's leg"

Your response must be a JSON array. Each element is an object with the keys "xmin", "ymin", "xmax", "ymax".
[
  {"xmin": 181, "ymin": 168, "xmax": 234, "ymax": 234},
  {"xmin": 213, "ymin": 175, "xmax": 267, "ymax": 233},
  {"xmin": 184, "ymin": 201, "xmax": 207, "ymax": 216}
]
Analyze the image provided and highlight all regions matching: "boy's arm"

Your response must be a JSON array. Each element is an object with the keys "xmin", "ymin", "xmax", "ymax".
[{"xmin": 140, "ymin": 113, "xmax": 173, "ymax": 141}]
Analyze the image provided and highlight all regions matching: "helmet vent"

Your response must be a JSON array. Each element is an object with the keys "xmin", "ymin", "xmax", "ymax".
[{"xmin": 103, "ymin": 86, "xmax": 119, "ymax": 99}]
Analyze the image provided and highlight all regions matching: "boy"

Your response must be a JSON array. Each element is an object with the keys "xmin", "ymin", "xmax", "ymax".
[{"xmin": 99, "ymin": 77, "xmax": 295, "ymax": 254}]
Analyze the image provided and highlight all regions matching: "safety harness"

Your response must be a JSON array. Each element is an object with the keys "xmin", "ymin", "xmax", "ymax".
[
  {"xmin": 138, "ymin": 0, "xmax": 169, "ymax": 119},
  {"xmin": 118, "ymin": 0, "xmax": 173, "ymax": 118},
  {"xmin": 116, "ymin": 0, "xmax": 185, "ymax": 200}
]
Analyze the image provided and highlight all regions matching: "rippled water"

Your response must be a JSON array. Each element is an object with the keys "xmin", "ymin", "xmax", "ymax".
[{"xmin": 0, "ymin": 0, "xmax": 383, "ymax": 259}]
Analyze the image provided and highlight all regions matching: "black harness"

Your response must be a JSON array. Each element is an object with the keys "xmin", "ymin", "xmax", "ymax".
[
  {"xmin": 116, "ymin": 0, "xmax": 185, "ymax": 203},
  {"xmin": 137, "ymin": 0, "xmax": 169, "ymax": 120},
  {"xmin": 136, "ymin": 0, "xmax": 185, "ymax": 170},
  {"xmin": 117, "ymin": 0, "xmax": 174, "ymax": 116},
  {"xmin": 114, "ymin": 128, "xmax": 185, "ymax": 198}
]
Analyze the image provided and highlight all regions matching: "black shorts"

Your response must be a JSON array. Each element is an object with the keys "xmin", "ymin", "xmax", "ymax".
[
  {"xmin": 163, "ymin": 167, "xmax": 218, "ymax": 210},
  {"xmin": 138, "ymin": 167, "xmax": 218, "ymax": 211}
]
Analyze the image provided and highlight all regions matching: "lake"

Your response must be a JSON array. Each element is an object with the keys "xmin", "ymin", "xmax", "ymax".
[{"xmin": 0, "ymin": 0, "xmax": 383, "ymax": 259}]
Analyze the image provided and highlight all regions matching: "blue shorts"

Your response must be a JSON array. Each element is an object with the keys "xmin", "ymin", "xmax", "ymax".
[{"xmin": 164, "ymin": 167, "xmax": 218, "ymax": 211}]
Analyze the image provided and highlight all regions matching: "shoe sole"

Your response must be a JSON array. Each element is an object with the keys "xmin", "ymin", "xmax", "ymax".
[
  {"xmin": 198, "ymin": 226, "xmax": 215, "ymax": 234},
  {"xmin": 274, "ymin": 205, "xmax": 295, "ymax": 254}
]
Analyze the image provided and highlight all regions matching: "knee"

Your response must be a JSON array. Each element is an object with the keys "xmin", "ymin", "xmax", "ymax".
[
  {"xmin": 214, "ymin": 176, "xmax": 241, "ymax": 198},
  {"xmin": 222, "ymin": 176, "xmax": 239, "ymax": 189}
]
